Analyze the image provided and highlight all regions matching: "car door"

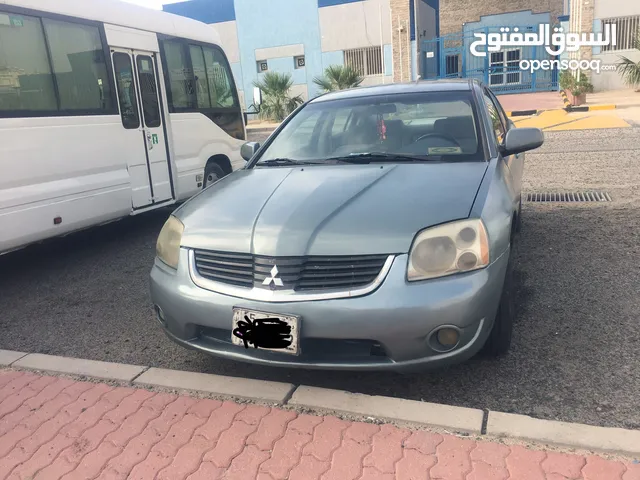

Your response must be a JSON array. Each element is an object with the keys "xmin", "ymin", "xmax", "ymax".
[
  {"xmin": 481, "ymin": 88, "xmax": 518, "ymax": 208},
  {"xmin": 488, "ymin": 89, "xmax": 523, "ymax": 200}
]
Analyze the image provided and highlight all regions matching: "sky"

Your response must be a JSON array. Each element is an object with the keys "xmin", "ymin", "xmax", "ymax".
[{"xmin": 121, "ymin": 0, "xmax": 183, "ymax": 10}]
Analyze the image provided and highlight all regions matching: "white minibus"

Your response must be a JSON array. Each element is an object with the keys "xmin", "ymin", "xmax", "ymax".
[{"xmin": 0, "ymin": 0, "xmax": 246, "ymax": 254}]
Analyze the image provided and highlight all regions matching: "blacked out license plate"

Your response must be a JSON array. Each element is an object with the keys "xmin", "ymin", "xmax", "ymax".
[{"xmin": 231, "ymin": 307, "xmax": 300, "ymax": 356}]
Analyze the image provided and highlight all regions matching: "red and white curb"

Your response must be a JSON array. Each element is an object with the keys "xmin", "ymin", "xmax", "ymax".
[{"xmin": 2, "ymin": 349, "xmax": 639, "ymax": 457}]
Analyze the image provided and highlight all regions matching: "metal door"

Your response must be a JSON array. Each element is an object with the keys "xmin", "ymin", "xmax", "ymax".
[{"xmin": 112, "ymin": 48, "xmax": 173, "ymax": 209}]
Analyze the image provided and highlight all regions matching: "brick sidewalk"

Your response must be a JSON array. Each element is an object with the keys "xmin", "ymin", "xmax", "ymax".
[{"xmin": 0, "ymin": 369, "xmax": 638, "ymax": 480}]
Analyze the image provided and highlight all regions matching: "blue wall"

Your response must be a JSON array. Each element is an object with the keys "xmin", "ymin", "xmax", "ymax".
[
  {"xmin": 322, "ymin": 50, "xmax": 344, "ymax": 69},
  {"xmin": 163, "ymin": 0, "xmax": 235, "ymax": 24},
  {"xmin": 235, "ymin": 0, "xmax": 324, "ymax": 107},
  {"xmin": 318, "ymin": 0, "xmax": 362, "ymax": 6},
  {"xmin": 257, "ymin": 57, "xmax": 308, "ymax": 86}
]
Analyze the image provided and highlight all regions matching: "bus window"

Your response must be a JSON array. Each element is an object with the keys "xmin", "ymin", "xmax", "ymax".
[
  {"xmin": 42, "ymin": 18, "xmax": 113, "ymax": 111},
  {"xmin": 163, "ymin": 40, "xmax": 195, "ymax": 109},
  {"xmin": 0, "ymin": 11, "xmax": 57, "ymax": 112},
  {"xmin": 136, "ymin": 56, "xmax": 161, "ymax": 128},
  {"xmin": 113, "ymin": 52, "xmax": 139, "ymax": 129},
  {"xmin": 189, "ymin": 45, "xmax": 212, "ymax": 109},
  {"xmin": 203, "ymin": 47, "xmax": 237, "ymax": 108}
]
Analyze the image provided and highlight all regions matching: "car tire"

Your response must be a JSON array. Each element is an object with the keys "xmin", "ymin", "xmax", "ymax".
[
  {"xmin": 203, "ymin": 163, "xmax": 226, "ymax": 188},
  {"xmin": 481, "ymin": 256, "xmax": 514, "ymax": 357},
  {"xmin": 515, "ymin": 197, "xmax": 523, "ymax": 233}
]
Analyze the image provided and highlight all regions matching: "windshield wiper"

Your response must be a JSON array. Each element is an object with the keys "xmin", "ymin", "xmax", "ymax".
[
  {"xmin": 324, "ymin": 152, "xmax": 438, "ymax": 164},
  {"xmin": 258, "ymin": 158, "xmax": 322, "ymax": 166}
]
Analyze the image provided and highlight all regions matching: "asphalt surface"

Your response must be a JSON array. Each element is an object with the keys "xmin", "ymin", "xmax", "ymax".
[{"xmin": 2, "ymin": 127, "xmax": 639, "ymax": 429}]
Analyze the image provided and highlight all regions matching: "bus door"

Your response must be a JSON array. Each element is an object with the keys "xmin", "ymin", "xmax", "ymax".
[{"xmin": 111, "ymin": 48, "xmax": 173, "ymax": 209}]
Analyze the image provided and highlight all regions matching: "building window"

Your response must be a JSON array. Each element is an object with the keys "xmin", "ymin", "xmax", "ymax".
[
  {"xmin": 42, "ymin": 18, "xmax": 113, "ymax": 111},
  {"xmin": 602, "ymin": 16, "xmax": 640, "ymax": 52},
  {"xmin": 294, "ymin": 55, "xmax": 305, "ymax": 69},
  {"xmin": 257, "ymin": 60, "xmax": 268, "ymax": 73},
  {"xmin": 0, "ymin": 12, "xmax": 57, "ymax": 112},
  {"xmin": 344, "ymin": 46, "xmax": 383, "ymax": 76}
]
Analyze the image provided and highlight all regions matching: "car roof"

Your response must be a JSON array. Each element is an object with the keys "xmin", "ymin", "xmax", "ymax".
[{"xmin": 310, "ymin": 79, "xmax": 478, "ymax": 103}]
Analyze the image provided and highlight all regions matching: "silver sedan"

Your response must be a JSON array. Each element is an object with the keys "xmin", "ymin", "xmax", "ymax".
[{"xmin": 150, "ymin": 79, "xmax": 544, "ymax": 372}]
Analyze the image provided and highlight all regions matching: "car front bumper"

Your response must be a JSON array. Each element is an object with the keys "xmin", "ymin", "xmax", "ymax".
[{"xmin": 150, "ymin": 247, "xmax": 510, "ymax": 372}]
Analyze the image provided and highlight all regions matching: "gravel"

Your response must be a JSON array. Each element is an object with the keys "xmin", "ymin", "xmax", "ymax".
[{"xmin": 1, "ymin": 127, "xmax": 639, "ymax": 429}]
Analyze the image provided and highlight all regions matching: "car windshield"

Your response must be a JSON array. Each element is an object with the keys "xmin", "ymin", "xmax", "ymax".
[{"xmin": 254, "ymin": 91, "xmax": 485, "ymax": 165}]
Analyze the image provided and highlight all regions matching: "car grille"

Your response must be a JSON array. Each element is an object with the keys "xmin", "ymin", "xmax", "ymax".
[{"xmin": 193, "ymin": 249, "xmax": 389, "ymax": 292}]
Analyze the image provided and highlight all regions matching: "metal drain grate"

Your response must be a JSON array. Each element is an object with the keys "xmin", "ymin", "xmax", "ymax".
[{"xmin": 526, "ymin": 191, "xmax": 612, "ymax": 203}]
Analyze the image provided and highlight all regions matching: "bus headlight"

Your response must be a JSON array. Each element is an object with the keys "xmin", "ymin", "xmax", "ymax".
[
  {"xmin": 156, "ymin": 215, "xmax": 184, "ymax": 269},
  {"xmin": 407, "ymin": 219, "xmax": 490, "ymax": 281}
]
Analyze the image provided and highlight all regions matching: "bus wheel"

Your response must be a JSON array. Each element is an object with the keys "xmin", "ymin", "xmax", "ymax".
[{"xmin": 203, "ymin": 163, "xmax": 226, "ymax": 188}]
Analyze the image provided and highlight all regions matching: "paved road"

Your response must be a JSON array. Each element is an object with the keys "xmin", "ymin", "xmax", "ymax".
[{"xmin": 1, "ymin": 128, "xmax": 639, "ymax": 429}]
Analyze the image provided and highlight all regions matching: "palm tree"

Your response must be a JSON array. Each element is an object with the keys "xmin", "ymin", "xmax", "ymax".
[
  {"xmin": 253, "ymin": 72, "xmax": 304, "ymax": 122},
  {"xmin": 617, "ymin": 29, "xmax": 640, "ymax": 92},
  {"xmin": 313, "ymin": 65, "xmax": 364, "ymax": 93}
]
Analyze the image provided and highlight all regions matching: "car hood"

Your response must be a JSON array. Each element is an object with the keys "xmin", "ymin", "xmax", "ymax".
[{"xmin": 176, "ymin": 163, "xmax": 488, "ymax": 256}]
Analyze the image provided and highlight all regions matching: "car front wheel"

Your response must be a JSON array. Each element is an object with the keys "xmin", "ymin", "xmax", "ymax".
[{"xmin": 481, "ymin": 255, "xmax": 514, "ymax": 357}]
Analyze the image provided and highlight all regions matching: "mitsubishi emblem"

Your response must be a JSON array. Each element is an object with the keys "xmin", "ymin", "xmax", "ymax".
[{"xmin": 262, "ymin": 265, "xmax": 284, "ymax": 288}]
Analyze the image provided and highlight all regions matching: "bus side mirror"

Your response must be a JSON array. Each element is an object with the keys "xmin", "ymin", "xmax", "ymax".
[{"xmin": 253, "ymin": 87, "xmax": 262, "ymax": 106}]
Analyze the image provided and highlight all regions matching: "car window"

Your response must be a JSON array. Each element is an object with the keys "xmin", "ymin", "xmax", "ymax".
[
  {"xmin": 331, "ymin": 108, "xmax": 351, "ymax": 136},
  {"xmin": 487, "ymin": 90, "xmax": 510, "ymax": 132},
  {"xmin": 255, "ymin": 91, "xmax": 485, "ymax": 164},
  {"xmin": 281, "ymin": 110, "xmax": 324, "ymax": 148},
  {"xmin": 482, "ymin": 89, "xmax": 506, "ymax": 146}
]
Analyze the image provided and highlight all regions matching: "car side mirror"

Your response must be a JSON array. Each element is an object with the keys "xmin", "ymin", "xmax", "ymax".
[
  {"xmin": 241, "ymin": 141, "xmax": 260, "ymax": 161},
  {"xmin": 253, "ymin": 87, "xmax": 262, "ymax": 106},
  {"xmin": 501, "ymin": 127, "xmax": 544, "ymax": 156}
]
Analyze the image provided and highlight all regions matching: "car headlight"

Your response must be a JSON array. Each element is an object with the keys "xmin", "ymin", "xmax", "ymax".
[
  {"xmin": 407, "ymin": 219, "xmax": 490, "ymax": 281},
  {"xmin": 156, "ymin": 215, "xmax": 184, "ymax": 269}
]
